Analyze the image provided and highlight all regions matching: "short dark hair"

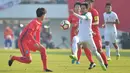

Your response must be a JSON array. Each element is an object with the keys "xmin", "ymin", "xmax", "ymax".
[
  {"xmin": 74, "ymin": 2, "xmax": 81, "ymax": 7},
  {"xmin": 36, "ymin": 8, "xmax": 47, "ymax": 17},
  {"xmin": 85, "ymin": 0, "xmax": 95, "ymax": 2},
  {"xmin": 105, "ymin": 3, "xmax": 112, "ymax": 7},
  {"xmin": 81, "ymin": 2, "xmax": 89, "ymax": 9}
]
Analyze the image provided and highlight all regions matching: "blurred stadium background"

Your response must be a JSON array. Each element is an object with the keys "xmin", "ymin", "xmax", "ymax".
[{"xmin": 0, "ymin": 0, "xmax": 130, "ymax": 49}]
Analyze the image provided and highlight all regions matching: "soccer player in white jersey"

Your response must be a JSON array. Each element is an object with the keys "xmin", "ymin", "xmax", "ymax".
[
  {"xmin": 71, "ymin": 2, "xmax": 106, "ymax": 71},
  {"xmin": 103, "ymin": 3, "xmax": 120, "ymax": 61}
]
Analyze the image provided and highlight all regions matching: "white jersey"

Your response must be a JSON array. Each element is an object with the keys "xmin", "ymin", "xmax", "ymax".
[
  {"xmin": 103, "ymin": 11, "xmax": 118, "ymax": 33},
  {"xmin": 78, "ymin": 12, "xmax": 93, "ymax": 42},
  {"xmin": 103, "ymin": 11, "xmax": 119, "ymax": 43}
]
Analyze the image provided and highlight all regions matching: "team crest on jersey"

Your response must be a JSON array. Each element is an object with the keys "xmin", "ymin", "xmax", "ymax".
[{"xmin": 26, "ymin": 50, "xmax": 29, "ymax": 54}]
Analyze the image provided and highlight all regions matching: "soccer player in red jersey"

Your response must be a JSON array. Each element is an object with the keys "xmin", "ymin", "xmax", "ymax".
[
  {"xmin": 82, "ymin": 0, "xmax": 108, "ymax": 69},
  {"xmin": 8, "ymin": 8, "xmax": 52, "ymax": 72},
  {"xmin": 68, "ymin": 2, "xmax": 82, "ymax": 64}
]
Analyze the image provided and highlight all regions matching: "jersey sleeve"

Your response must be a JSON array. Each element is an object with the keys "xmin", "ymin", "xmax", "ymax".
[
  {"xmin": 103, "ymin": 13, "xmax": 106, "ymax": 23},
  {"xmin": 73, "ymin": 13, "xmax": 87, "ymax": 20},
  {"xmin": 27, "ymin": 29, "xmax": 38, "ymax": 44},
  {"xmin": 92, "ymin": 9, "xmax": 99, "ymax": 22},
  {"xmin": 27, "ymin": 20, "xmax": 38, "ymax": 44},
  {"xmin": 28, "ymin": 20, "xmax": 36, "ymax": 31},
  {"xmin": 36, "ymin": 26, "xmax": 41, "ymax": 43},
  {"xmin": 113, "ymin": 12, "xmax": 119, "ymax": 20}
]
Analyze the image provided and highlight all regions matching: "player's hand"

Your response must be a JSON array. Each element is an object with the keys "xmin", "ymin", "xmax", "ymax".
[{"xmin": 34, "ymin": 43, "xmax": 42, "ymax": 49}]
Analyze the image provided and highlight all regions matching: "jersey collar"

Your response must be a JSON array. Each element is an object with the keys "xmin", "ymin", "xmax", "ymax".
[
  {"xmin": 36, "ymin": 18, "xmax": 42, "ymax": 25},
  {"xmin": 106, "ymin": 11, "xmax": 112, "ymax": 14}
]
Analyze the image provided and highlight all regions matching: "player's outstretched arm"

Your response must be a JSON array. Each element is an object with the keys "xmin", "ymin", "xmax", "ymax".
[
  {"xmin": 73, "ymin": 12, "xmax": 87, "ymax": 20},
  {"xmin": 70, "ymin": 10, "xmax": 88, "ymax": 20}
]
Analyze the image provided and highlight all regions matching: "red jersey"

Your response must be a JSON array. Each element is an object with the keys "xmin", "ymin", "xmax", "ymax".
[
  {"xmin": 19, "ymin": 18, "xmax": 42, "ymax": 43},
  {"xmin": 68, "ymin": 14, "xmax": 79, "ymax": 35},
  {"xmin": 4, "ymin": 27, "xmax": 13, "ymax": 39},
  {"xmin": 90, "ymin": 8, "xmax": 100, "ymax": 34}
]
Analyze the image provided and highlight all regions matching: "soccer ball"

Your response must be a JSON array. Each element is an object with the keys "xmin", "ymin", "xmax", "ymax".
[{"xmin": 60, "ymin": 20, "xmax": 71, "ymax": 30}]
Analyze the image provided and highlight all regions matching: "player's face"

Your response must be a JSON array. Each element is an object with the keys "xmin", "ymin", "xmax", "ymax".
[
  {"xmin": 74, "ymin": 5, "xmax": 81, "ymax": 13},
  {"xmin": 105, "ymin": 5, "xmax": 112, "ymax": 12},
  {"xmin": 81, "ymin": 5, "xmax": 88, "ymax": 13}
]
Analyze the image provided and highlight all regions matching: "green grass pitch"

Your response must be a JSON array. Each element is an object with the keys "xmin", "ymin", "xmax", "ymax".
[{"xmin": 0, "ymin": 49, "xmax": 130, "ymax": 73}]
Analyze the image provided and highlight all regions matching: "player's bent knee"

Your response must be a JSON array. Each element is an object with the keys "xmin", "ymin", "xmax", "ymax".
[{"xmin": 24, "ymin": 58, "xmax": 32, "ymax": 64}]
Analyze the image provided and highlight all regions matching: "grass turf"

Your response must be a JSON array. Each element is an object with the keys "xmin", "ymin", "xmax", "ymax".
[{"xmin": 0, "ymin": 49, "xmax": 130, "ymax": 73}]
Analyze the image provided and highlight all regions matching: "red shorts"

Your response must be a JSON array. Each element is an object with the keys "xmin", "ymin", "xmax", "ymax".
[
  {"xmin": 18, "ymin": 38, "xmax": 39, "ymax": 57},
  {"xmin": 93, "ymin": 34, "xmax": 102, "ymax": 50}
]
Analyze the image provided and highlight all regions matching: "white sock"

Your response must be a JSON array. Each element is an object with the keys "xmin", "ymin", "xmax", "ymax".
[
  {"xmin": 106, "ymin": 45, "xmax": 110, "ymax": 58},
  {"xmin": 72, "ymin": 36, "xmax": 79, "ymax": 56},
  {"xmin": 72, "ymin": 42, "xmax": 78, "ymax": 56},
  {"xmin": 93, "ymin": 51, "xmax": 104, "ymax": 65}
]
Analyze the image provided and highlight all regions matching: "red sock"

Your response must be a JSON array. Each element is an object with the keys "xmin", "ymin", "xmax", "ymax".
[
  {"xmin": 77, "ymin": 48, "xmax": 82, "ymax": 62},
  {"xmin": 100, "ymin": 52, "xmax": 108, "ymax": 64},
  {"xmin": 12, "ymin": 56, "xmax": 31, "ymax": 64},
  {"xmin": 40, "ymin": 47, "xmax": 47, "ymax": 70},
  {"xmin": 84, "ymin": 48, "xmax": 94, "ymax": 63}
]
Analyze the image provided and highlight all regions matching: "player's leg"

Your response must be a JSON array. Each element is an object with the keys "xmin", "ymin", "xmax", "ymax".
[
  {"xmin": 34, "ymin": 42, "xmax": 52, "ymax": 72},
  {"xmin": 104, "ymin": 33, "xmax": 111, "ymax": 60},
  {"xmin": 76, "ymin": 48, "xmax": 82, "ymax": 64},
  {"xmin": 83, "ymin": 48, "xmax": 95, "ymax": 69},
  {"xmin": 94, "ymin": 37, "xmax": 108, "ymax": 68},
  {"xmin": 4, "ymin": 39, "xmax": 8, "ymax": 49},
  {"xmin": 112, "ymin": 32, "xmax": 120, "ymax": 60},
  {"xmin": 76, "ymin": 37, "xmax": 95, "ymax": 66},
  {"xmin": 69, "ymin": 36, "xmax": 79, "ymax": 60},
  {"xmin": 8, "ymin": 40, "xmax": 32, "ymax": 66},
  {"xmin": 70, "ymin": 32, "xmax": 74, "ymax": 64},
  {"xmin": 8, "ymin": 39, "xmax": 12, "ymax": 49},
  {"xmin": 113, "ymin": 43, "xmax": 120, "ymax": 60},
  {"xmin": 11, "ymin": 40, "xmax": 32, "ymax": 63},
  {"xmin": 70, "ymin": 32, "xmax": 74, "ymax": 54},
  {"xmin": 105, "ymin": 41, "xmax": 111, "ymax": 60},
  {"xmin": 97, "ymin": 47, "xmax": 108, "ymax": 68},
  {"xmin": 85, "ymin": 38, "xmax": 106, "ymax": 71}
]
